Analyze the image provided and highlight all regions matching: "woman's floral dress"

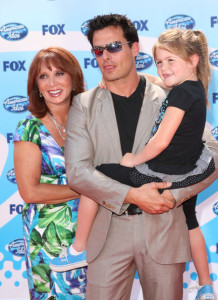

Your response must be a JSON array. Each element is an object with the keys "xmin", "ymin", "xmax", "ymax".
[{"xmin": 13, "ymin": 115, "xmax": 87, "ymax": 300}]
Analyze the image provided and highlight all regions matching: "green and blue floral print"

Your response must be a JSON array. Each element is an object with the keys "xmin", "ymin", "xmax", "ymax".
[{"xmin": 14, "ymin": 115, "xmax": 87, "ymax": 300}]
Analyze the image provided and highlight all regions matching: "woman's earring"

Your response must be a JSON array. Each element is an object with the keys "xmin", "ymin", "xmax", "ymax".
[{"xmin": 39, "ymin": 91, "xmax": 43, "ymax": 98}]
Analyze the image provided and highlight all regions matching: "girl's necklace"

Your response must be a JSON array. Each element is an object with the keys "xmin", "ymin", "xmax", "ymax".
[{"xmin": 48, "ymin": 113, "xmax": 66, "ymax": 140}]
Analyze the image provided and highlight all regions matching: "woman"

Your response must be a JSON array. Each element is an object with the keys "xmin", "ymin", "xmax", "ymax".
[{"xmin": 13, "ymin": 47, "xmax": 86, "ymax": 299}]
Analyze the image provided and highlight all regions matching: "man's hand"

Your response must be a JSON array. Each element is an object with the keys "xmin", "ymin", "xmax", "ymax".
[{"xmin": 125, "ymin": 182, "xmax": 175, "ymax": 214}]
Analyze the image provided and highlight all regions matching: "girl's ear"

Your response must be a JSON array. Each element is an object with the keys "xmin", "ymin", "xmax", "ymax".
[{"xmin": 190, "ymin": 54, "xmax": 199, "ymax": 67}]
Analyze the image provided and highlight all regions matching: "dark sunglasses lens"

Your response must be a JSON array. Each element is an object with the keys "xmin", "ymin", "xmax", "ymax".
[
  {"xmin": 94, "ymin": 49, "xmax": 104, "ymax": 57},
  {"xmin": 92, "ymin": 43, "xmax": 123, "ymax": 57},
  {"xmin": 92, "ymin": 48, "xmax": 103, "ymax": 57},
  {"xmin": 107, "ymin": 43, "xmax": 122, "ymax": 53}
]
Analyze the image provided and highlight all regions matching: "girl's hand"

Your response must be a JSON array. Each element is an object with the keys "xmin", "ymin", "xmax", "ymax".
[
  {"xmin": 120, "ymin": 153, "xmax": 136, "ymax": 167},
  {"xmin": 98, "ymin": 77, "xmax": 107, "ymax": 89}
]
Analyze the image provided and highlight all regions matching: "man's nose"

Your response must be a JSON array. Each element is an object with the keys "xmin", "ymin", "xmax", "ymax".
[{"xmin": 102, "ymin": 49, "xmax": 112, "ymax": 60}]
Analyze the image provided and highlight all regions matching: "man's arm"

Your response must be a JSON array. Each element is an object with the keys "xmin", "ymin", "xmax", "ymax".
[
  {"xmin": 172, "ymin": 127, "xmax": 218, "ymax": 206},
  {"xmin": 65, "ymin": 92, "xmax": 174, "ymax": 215},
  {"xmin": 65, "ymin": 93, "xmax": 129, "ymax": 215}
]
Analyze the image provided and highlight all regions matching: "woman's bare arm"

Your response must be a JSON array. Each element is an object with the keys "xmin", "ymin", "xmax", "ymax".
[{"xmin": 14, "ymin": 141, "xmax": 80, "ymax": 204}]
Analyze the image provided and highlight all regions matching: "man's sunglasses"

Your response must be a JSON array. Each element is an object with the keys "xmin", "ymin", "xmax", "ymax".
[{"xmin": 91, "ymin": 41, "xmax": 133, "ymax": 57}]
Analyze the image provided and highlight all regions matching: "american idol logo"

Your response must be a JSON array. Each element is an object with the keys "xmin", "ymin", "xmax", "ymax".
[
  {"xmin": 211, "ymin": 126, "xmax": 218, "ymax": 141},
  {"xmin": 0, "ymin": 23, "xmax": 28, "ymax": 41},
  {"xmin": 7, "ymin": 169, "xmax": 16, "ymax": 184},
  {"xmin": 165, "ymin": 15, "xmax": 195, "ymax": 29},
  {"xmin": 135, "ymin": 52, "xmax": 153, "ymax": 71},
  {"xmin": 213, "ymin": 202, "xmax": 218, "ymax": 216},
  {"xmin": 8, "ymin": 239, "xmax": 25, "ymax": 257},
  {"xmin": 209, "ymin": 50, "xmax": 218, "ymax": 67},
  {"xmin": 3, "ymin": 95, "xmax": 29, "ymax": 113},
  {"xmin": 81, "ymin": 20, "xmax": 90, "ymax": 36}
]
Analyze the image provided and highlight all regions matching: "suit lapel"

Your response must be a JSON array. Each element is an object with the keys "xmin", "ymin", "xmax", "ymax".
[
  {"xmin": 96, "ymin": 80, "xmax": 163, "ymax": 158},
  {"xmin": 132, "ymin": 80, "xmax": 162, "ymax": 153},
  {"xmin": 97, "ymin": 89, "xmax": 123, "ymax": 160}
]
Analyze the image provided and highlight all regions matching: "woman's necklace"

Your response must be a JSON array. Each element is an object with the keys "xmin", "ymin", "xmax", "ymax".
[{"xmin": 48, "ymin": 113, "xmax": 66, "ymax": 140}]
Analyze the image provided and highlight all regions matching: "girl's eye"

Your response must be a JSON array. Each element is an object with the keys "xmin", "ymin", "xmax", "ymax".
[
  {"xmin": 156, "ymin": 61, "xmax": 161, "ymax": 66},
  {"xmin": 168, "ymin": 58, "xmax": 174, "ymax": 62}
]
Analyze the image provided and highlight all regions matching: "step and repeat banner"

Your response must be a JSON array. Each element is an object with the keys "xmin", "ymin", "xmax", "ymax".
[{"xmin": 0, "ymin": 0, "xmax": 217, "ymax": 299}]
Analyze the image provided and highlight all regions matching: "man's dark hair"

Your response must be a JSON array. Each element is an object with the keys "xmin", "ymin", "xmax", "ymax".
[{"xmin": 87, "ymin": 14, "xmax": 139, "ymax": 46}]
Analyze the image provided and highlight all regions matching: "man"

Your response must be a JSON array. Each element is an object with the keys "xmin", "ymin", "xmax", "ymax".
[{"xmin": 65, "ymin": 14, "xmax": 217, "ymax": 299}]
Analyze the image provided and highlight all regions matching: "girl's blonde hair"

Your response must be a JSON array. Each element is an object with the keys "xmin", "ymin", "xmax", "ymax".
[{"xmin": 153, "ymin": 28, "xmax": 211, "ymax": 106}]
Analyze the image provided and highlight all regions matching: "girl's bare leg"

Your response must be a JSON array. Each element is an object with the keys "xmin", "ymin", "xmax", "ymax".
[
  {"xmin": 189, "ymin": 227, "xmax": 212, "ymax": 286},
  {"xmin": 72, "ymin": 195, "xmax": 98, "ymax": 252}
]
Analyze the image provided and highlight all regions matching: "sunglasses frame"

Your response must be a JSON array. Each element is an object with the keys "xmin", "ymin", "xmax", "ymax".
[{"xmin": 91, "ymin": 41, "xmax": 133, "ymax": 57}]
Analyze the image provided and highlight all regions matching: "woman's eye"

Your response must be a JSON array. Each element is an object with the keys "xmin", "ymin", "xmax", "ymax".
[
  {"xmin": 39, "ymin": 74, "xmax": 47, "ymax": 79},
  {"xmin": 56, "ymin": 71, "xmax": 64, "ymax": 76}
]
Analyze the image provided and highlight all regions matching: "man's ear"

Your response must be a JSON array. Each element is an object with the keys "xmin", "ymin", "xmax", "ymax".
[{"xmin": 132, "ymin": 42, "xmax": 140, "ymax": 58}]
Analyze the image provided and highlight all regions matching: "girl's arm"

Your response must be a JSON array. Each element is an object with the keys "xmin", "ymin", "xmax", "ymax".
[
  {"xmin": 120, "ymin": 106, "xmax": 185, "ymax": 167},
  {"xmin": 14, "ymin": 141, "xmax": 80, "ymax": 204},
  {"xmin": 143, "ymin": 73, "xmax": 169, "ymax": 89}
]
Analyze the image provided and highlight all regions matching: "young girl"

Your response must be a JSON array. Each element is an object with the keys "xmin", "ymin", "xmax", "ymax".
[{"xmin": 50, "ymin": 29, "xmax": 215, "ymax": 299}]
